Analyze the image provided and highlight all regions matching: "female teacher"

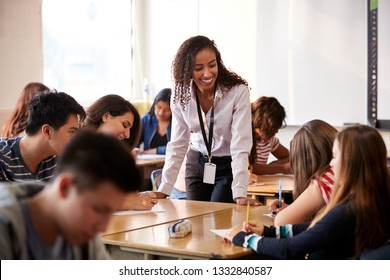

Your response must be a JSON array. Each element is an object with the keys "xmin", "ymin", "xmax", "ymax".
[{"xmin": 152, "ymin": 35, "xmax": 259, "ymax": 205}]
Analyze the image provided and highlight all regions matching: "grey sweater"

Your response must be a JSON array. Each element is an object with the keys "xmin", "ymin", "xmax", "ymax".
[{"xmin": 0, "ymin": 182, "xmax": 110, "ymax": 260}]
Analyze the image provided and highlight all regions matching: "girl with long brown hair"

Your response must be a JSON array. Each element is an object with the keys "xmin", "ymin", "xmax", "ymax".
[
  {"xmin": 2, "ymin": 82, "xmax": 49, "ymax": 138},
  {"xmin": 225, "ymin": 125, "xmax": 390, "ymax": 259},
  {"xmin": 270, "ymin": 119, "xmax": 337, "ymax": 226}
]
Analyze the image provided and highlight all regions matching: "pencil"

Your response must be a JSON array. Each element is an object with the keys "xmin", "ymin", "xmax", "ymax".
[
  {"xmin": 246, "ymin": 201, "xmax": 250, "ymax": 224},
  {"xmin": 152, "ymin": 176, "xmax": 158, "ymax": 192}
]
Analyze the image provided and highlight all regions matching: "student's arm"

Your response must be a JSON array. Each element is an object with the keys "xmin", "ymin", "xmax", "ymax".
[
  {"xmin": 120, "ymin": 193, "xmax": 157, "ymax": 210},
  {"xmin": 273, "ymin": 181, "xmax": 326, "ymax": 226},
  {"xmin": 230, "ymin": 204, "xmax": 353, "ymax": 259},
  {"xmin": 250, "ymin": 144, "xmax": 292, "ymax": 175}
]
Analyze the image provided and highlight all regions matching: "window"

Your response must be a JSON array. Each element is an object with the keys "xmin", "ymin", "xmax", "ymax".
[{"xmin": 42, "ymin": 0, "xmax": 133, "ymax": 106}]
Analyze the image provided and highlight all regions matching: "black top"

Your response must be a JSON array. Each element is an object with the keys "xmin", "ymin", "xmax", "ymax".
[
  {"xmin": 233, "ymin": 203, "xmax": 356, "ymax": 259},
  {"xmin": 150, "ymin": 132, "xmax": 168, "ymax": 149}
]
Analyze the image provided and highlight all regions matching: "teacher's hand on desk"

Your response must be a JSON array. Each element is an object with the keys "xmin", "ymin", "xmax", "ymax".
[{"xmin": 235, "ymin": 197, "xmax": 262, "ymax": 206}]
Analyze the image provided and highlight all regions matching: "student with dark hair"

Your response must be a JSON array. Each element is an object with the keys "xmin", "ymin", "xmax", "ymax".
[
  {"xmin": 135, "ymin": 88, "xmax": 172, "ymax": 155},
  {"xmin": 83, "ymin": 94, "xmax": 157, "ymax": 210},
  {"xmin": 0, "ymin": 130, "xmax": 142, "ymax": 259},
  {"xmin": 1, "ymin": 82, "xmax": 50, "ymax": 138},
  {"xmin": 83, "ymin": 94, "xmax": 141, "ymax": 150},
  {"xmin": 249, "ymin": 96, "xmax": 291, "ymax": 175},
  {"xmin": 225, "ymin": 125, "xmax": 390, "ymax": 259},
  {"xmin": 0, "ymin": 90, "xmax": 86, "ymax": 182}
]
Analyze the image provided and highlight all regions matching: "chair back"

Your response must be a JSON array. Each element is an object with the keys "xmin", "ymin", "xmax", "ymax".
[{"xmin": 150, "ymin": 168, "xmax": 162, "ymax": 192}]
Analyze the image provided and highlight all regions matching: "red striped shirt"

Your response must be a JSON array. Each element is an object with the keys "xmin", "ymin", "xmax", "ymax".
[{"xmin": 313, "ymin": 167, "xmax": 334, "ymax": 204}]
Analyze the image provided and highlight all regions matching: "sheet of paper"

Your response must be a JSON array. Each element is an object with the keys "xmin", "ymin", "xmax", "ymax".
[
  {"xmin": 113, "ymin": 209, "xmax": 165, "ymax": 216},
  {"xmin": 137, "ymin": 154, "xmax": 165, "ymax": 160},
  {"xmin": 262, "ymin": 213, "xmax": 274, "ymax": 218},
  {"xmin": 210, "ymin": 229, "xmax": 230, "ymax": 238}
]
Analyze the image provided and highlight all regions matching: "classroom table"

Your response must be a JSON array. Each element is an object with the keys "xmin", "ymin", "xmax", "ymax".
[
  {"xmin": 103, "ymin": 199, "xmax": 236, "ymax": 236},
  {"xmin": 102, "ymin": 201, "xmax": 273, "ymax": 260},
  {"xmin": 247, "ymin": 174, "xmax": 294, "ymax": 204},
  {"xmin": 136, "ymin": 154, "xmax": 165, "ymax": 191}
]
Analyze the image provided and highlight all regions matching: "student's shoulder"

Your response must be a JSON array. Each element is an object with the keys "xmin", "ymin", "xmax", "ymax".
[
  {"xmin": 0, "ymin": 182, "xmax": 44, "ymax": 202},
  {"xmin": 0, "ymin": 137, "xmax": 21, "ymax": 149},
  {"xmin": 141, "ymin": 113, "xmax": 155, "ymax": 123},
  {"xmin": 0, "ymin": 138, "xmax": 22, "ymax": 162},
  {"xmin": 325, "ymin": 203, "xmax": 351, "ymax": 221}
]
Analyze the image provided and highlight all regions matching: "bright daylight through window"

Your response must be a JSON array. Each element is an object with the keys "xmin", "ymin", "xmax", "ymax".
[{"xmin": 42, "ymin": 0, "xmax": 133, "ymax": 106}]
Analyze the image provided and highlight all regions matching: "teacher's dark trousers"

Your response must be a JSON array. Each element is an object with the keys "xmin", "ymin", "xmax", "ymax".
[{"xmin": 185, "ymin": 148, "xmax": 234, "ymax": 203}]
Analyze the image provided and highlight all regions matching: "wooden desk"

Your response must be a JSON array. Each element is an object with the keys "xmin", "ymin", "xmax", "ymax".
[
  {"xmin": 247, "ymin": 174, "xmax": 294, "ymax": 203},
  {"xmin": 103, "ymin": 204, "xmax": 273, "ymax": 260},
  {"xmin": 103, "ymin": 199, "xmax": 236, "ymax": 236},
  {"xmin": 136, "ymin": 154, "xmax": 165, "ymax": 191},
  {"xmin": 136, "ymin": 154, "xmax": 166, "ymax": 167}
]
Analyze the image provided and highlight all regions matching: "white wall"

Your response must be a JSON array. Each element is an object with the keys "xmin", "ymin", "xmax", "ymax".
[
  {"xmin": 257, "ymin": 0, "xmax": 366, "ymax": 126},
  {"xmin": 144, "ymin": 0, "xmax": 257, "ymax": 99},
  {"xmin": 256, "ymin": 0, "xmax": 389, "ymax": 126},
  {"xmin": 0, "ymin": 0, "xmax": 43, "ymax": 111},
  {"xmin": 0, "ymin": 0, "xmax": 389, "ymax": 156}
]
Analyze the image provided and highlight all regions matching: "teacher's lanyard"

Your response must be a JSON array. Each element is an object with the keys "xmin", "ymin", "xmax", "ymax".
[{"xmin": 195, "ymin": 92, "xmax": 215, "ymax": 163}]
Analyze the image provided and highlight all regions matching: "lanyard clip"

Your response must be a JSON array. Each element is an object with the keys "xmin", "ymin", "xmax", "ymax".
[{"xmin": 208, "ymin": 156, "xmax": 212, "ymax": 163}]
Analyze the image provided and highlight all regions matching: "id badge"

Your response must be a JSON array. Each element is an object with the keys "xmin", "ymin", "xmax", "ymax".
[{"xmin": 203, "ymin": 162, "xmax": 216, "ymax": 184}]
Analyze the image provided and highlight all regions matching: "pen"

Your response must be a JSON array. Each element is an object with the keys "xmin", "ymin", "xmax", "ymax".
[
  {"xmin": 246, "ymin": 201, "xmax": 250, "ymax": 224},
  {"xmin": 278, "ymin": 179, "xmax": 282, "ymax": 208}
]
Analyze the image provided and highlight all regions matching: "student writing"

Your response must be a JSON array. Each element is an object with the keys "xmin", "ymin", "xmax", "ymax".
[{"xmin": 225, "ymin": 125, "xmax": 390, "ymax": 259}]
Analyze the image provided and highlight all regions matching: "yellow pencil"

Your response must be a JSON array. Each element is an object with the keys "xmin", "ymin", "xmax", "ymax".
[
  {"xmin": 246, "ymin": 201, "xmax": 250, "ymax": 224},
  {"xmin": 152, "ymin": 176, "xmax": 158, "ymax": 192}
]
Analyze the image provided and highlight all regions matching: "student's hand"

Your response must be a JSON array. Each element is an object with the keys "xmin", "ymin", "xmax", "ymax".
[
  {"xmin": 140, "ymin": 191, "xmax": 168, "ymax": 199},
  {"xmin": 121, "ymin": 193, "xmax": 158, "ymax": 210},
  {"xmin": 223, "ymin": 226, "xmax": 243, "ymax": 243},
  {"xmin": 141, "ymin": 148, "xmax": 158, "ymax": 155},
  {"xmin": 280, "ymin": 162, "xmax": 292, "ymax": 174},
  {"xmin": 131, "ymin": 148, "xmax": 141, "ymax": 157},
  {"xmin": 243, "ymin": 220, "xmax": 264, "ymax": 235},
  {"xmin": 235, "ymin": 197, "xmax": 262, "ymax": 206},
  {"xmin": 268, "ymin": 199, "xmax": 288, "ymax": 216},
  {"xmin": 248, "ymin": 173, "xmax": 258, "ymax": 184}
]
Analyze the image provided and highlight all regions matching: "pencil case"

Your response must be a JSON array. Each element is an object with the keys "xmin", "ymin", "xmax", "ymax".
[{"xmin": 168, "ymin": 219, "xmax": 192, "ymax": 238}]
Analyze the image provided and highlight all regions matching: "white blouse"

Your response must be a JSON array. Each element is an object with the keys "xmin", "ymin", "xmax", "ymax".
[{"xmin": 159, "ymin": 82, "xmax": 252, "ymax": 200}]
